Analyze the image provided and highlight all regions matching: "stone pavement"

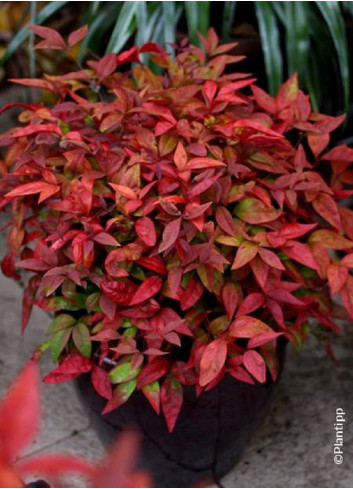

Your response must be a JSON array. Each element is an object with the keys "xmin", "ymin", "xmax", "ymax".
[{"xmin": 0, "ymin": 230, "xmax": 352, "ymax": 487}]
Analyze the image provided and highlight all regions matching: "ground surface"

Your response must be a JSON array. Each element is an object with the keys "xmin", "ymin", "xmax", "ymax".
[{"xmin": 0, "ymin": 223, "xmax": 352, "ymax": 487}]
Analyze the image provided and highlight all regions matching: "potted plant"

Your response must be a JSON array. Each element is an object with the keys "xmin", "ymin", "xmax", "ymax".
[{"xmin": 1, "ymin": 26, "xmax": 353, "ymax": 487}]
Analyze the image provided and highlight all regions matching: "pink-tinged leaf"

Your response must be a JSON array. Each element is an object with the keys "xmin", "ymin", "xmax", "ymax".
[
  {"xmin": 243, "ymin": 350, "xmax": 266, "ymax": 383},
  {"xmin": 228, "ymin": 365, "xmax": 255, "ymax": 385},
  {"xmin": 258, "ymin": 248, "xmax": 285, "ymax": 270},
  {"xmin": 135, "ymin": 217, "xmax": 157, "ymax": 246},
  {"xmin": 231, "ymin": 241, "xmax": 258, "ymax": 269},
  {"xmin": 174, "ymin": 142, "xmax": 188, "ymax": 170},
  {"xmin": 180, "ymin": 278, "xmax": 203, "ymax": 310},
  {"xmin": 341, "ymin": 254, "xmax": 353, "ymax": 268},
  {"xmin": 248, "ymin": 332, "xmax": 283, "ymax": 348},
  {"xmin": 276, "ymin": 73, "xmax": 298, "ymax": 110},
  {"xmin": 308, "ymin": 133, "xmax": 330, "ymax": 157},
  {"xmin": 233, "ymin": 119, "xmax": 283, "ymax": 138},
  {"xmin": 312, "ymin": 193, "xmax": 341, "ymax": 230},
  {"xmin": 159, "ymin": 218, "xmax": 181, "ymax": 252},
  {"xmin": 327, "ymin": 264, "xmax": 348, "ymax": 295},
  {"xmin": 100, "ymin": 278, "xmax": 138, "ymax": 305},
  {"xmin": 91, "ymin": 366, "xmax": 113, "ymax": 400},
  {"xmin": 309, "ymin": 230, "xmax": 353, "ymax": 249},
  {"xmin": 161, "ymin": 377, "xmax": 183, "ymax": 432},
  {"xmin": 93, "ymin": 232, "xmax": 119, "ymax": 246},
  {"xmin": 5, "ymin": 181, "xmax": 60, "ymax": 203},
  {"xmin": 0, "ymin": 362, "xmax": 40, "ymax": 463},
  {"xmin": 136, "ymin": 256, "xmax": 166, "ymax": 275},
  {"xmin": 96, "ymin": 53, "xmax": 117, "ymax": 81},
  {"xmin": 215, "ymin": 206, "xmax": 235, "ymax": 236},
  {"xmin": 322, "ymin": 145, "xmax": 353, "ymax": 162},
  {"xmin": 137, "ymin": 358, "xmax": 170, "ymax": 390},
  {"xmin": 266, "ymin": 288, "xmax": 304, "ymax": 306},
  {"xmin": 199, "ymin": 339, "xmax": 227, "ymax": 386},
  {"xmin": 203, "ymin": 80, "xmax": 218, "ymax": 105},
  {"xmin": 235, "ymin": 198, "xmax": 281, "ymax": 224},
  {"xmin": 221, "ymin": 282, "xmax": 238, "ymax": 319},
  {"xmin": 237, "ymin": 293, "xmax": 264, "ymax": 316},
  {"xmin": 187, "ymin": 157, "xmax": 226, "ymax": 170},
  {"xmin": 279, "ymin": 222, "xmax": 317, "ymax": 240},
  {"xmin": 281, "ymin": 240, "xmax": 319, "ymax": 271},
  {"xmin": 29, "ymin": 25, "xmax": 66, "ymax": 50},
  {"xmin": 229, "ymin": 315, "xmax": 272, "ymax": 338},
  {"xmin": 43, "ymin": 354, "xmax": 91, "ymax": 383},
  {"xmin": 129, "ymin": 276, "xmax": 162, "ymax": 305},
  {"xmin": 251, "ymin": 84, "xmax": 277, "ymax": 113},
  {"xmin": 68, "ymin": 24, "xmax": 88, "ymax": 47},
  {"xmin": 142, "ymin": 381, "xmax": 160, "ymax": 414}
]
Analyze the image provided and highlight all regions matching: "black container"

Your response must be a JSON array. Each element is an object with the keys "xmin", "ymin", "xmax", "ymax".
[{"xmin": 75, "ymin": 344, "xmax": 286, "ymax": 488}]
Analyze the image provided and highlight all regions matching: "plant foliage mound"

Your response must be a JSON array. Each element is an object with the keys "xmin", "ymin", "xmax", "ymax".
[{"xmin": 1, "ymin": 27, "xmax": 353, "ymax": 431}]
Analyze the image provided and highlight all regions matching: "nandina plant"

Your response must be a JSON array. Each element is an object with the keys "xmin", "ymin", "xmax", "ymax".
[{"xmin": 1, "ymin": 26, "xmax": 353, "ymax": 432}]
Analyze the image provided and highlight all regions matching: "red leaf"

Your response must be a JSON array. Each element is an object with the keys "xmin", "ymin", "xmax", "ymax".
[
  {"xmin": 237, "ymin": 293, "xmax": 264, "ymax": 316},
  {"xmin": 327, "ymin": 264, "xmax": 348, "ymax": 295},
  {"xmin": 161, "ymin": 377, "xmax": 183, "ymax": 432},
  {"xmin": 129, "ymin": 276, "xmax": 162, "ymax": 305},
  {"xmin": 136, "ymin": 256, "xmax": 166, "ymax": 275},
  {"xmin": 187, "ymin": 157, "xmax": 226, "ymax": 170},
  {"xmin": 309, "ymin": 230, "xmax": 353, "ymax": 249},
  {"xmin": 68, "ymin": 24, "xmax": 88, "ymax": 47},
  {"xmin": 29, "ymin": 25, "xmax": 66, "ymax": 50},
  {"xmin": 91, "ymin": 366, "xmax": 113, "ymax": 400},
  {"xmin": 5, "ymin": 181, "xmax": 60, "ymax": 203},
  {"xmin": 100, "ymin": 278, "xmax": 138, "ymax": 305},
  {"xmin": 231, "ymin": 241, "xmax": 258, "ymax": 269},
  {"xmin": 215, "ymin": 206, "xmax": 235, "ymax": 236},
  {"xmin": 0, "ymin": 362, "xmax": 40, "ymax": 462},
  {"xmin": 229, "ymin": 365, "xmax": 255, "ymax": 385},
  {"xmin": 229, "ymin": 315, "xmax": 272, "ymax": 337},
  {"xmin": 281, "ymin": 240, "xmax": 319, "ymax": 271},
  {"xmin": 137, "ymin": 358, "xmax": 170, "ymax": 390},
  {"xmin": 221, "ymin": 282, "xmax": 238, "ymax": 319},
  {"xmin": 258, "ymin": 248, "xmax": 285, "ymax": 270},
  {"xmin": 159, "ymin": 218, "xmax": 181, "ymax": 252},
  {"xmin": 174, "ymin": 142, "xmax": 188, "ymax": 170},
  {"xmin": 312, "ymin": 193, "xmax": 341, "ymax": 230},
  {"xmin": 43, "ymin": 354, "xmax": 91, "ymax": 383},
  {"xmin": 279, "ymin": 222, "xmax": 317, "ymax": 240},
  {"xmin": 96, "ymin": 53, "xmax": 117, "ymax": 81},
  {"xmin": 142, "ymin": 381, "xmax": 160, "ymax": 414},
  {"xmin": 243, "ymin": 350, "xmax": 266, "ymax": 383},
  {"xmin": 135, "ymin": 217, "xmax": 157, "ymax": 246},
  {"xmin": 248, "ymin": 332, "xmax": 283, "ymax": 348},
  {"xmin": 251, "ymin": 84, "xmax": 276, "ymax": 113},
  {"xmin": 180, "ymin": 278, "xmax": 203, "ymax": 310},
  {"xmin": 199, "ymin": 339, "xmax": 227, "ymax": 386},
  {"xmin": 322, "ymin": 145, "xmax": 353, "ymax": 162},
  {"xmin": 235, "ymin": 198, "xmax": 281, "ymax": 224}
]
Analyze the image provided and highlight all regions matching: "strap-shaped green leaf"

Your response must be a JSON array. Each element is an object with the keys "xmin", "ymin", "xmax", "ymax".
[
  {"xmin": 316, "ymin": 1, "xmax": 350, "ymax": 112},
  {"xmin": 106, "ymin": 1, "xmax": 139, "ymax": 54},
  {"xmin": 185, "ymin": 1, "xmax": 210, "ymax": 46},
  {"xmin": 222, "ymin": 1, "xmax": 237, "ymax": 41},
  {"xmin": 255, "ymin": 1, "xmax": 283, "ymax": 95}
]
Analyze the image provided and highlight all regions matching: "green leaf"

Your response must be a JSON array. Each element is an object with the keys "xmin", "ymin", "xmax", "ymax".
[
  {"xmin": 112, "ymin": 378, "xmax": 137, "ymax": 407},
  {"xmin": 47, "ymin": 314, "xmax": 76, "ymax": 334},
  {"xmin": 162, "ymin": 2, "xmax": 177, "ymax": 50},
  {"xmin": 185, "ymin": 1, "xmax": 210, "ymax": 46},
  {"xmin": 72, "ymin": 323, "xmax": 92, "ymax": 358},
  {"xmin": 109, "ymin": 358, "xmax": 141, "ymax": 383},
  {"xmin": 50, "ymin": 328, "xmax": 72, "ymax": 363},
  {"xmin": 254, "ymin": 1, "xmax": 283, "ymax": 95},
  {"xmin": 316, "ymin": 1, "xmax": 350, "ymax": 112},
  {"xmin": 283, "ymin": 2, "xmax": 310, "ymax": 81},
  {"xmin": 222, "ymin": 1, "xmax": 237, "ymax": 41},
  {"xmin": 0, "ymin": 1, "xmax": 69, "ymax": 65},
  {"xmin": 106, "ymin": 1, "xmax": 139, "ymax": 54}
]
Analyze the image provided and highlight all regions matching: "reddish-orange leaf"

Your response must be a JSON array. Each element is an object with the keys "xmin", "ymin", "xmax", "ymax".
[
  {"xmin": 135, "ymin": 217, "xmax": 157, "ymax": 246},
  {"xmin": 199, "ymin": 339, "xmax": 227, "ymax": 386},
  {"xmin": 243, "ymin": 350, "xmax": 266, "ymax": 383}
]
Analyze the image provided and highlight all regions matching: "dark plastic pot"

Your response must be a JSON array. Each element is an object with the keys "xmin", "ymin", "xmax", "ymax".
[{"xmin": 75, "ymin": 343, "xmax": 286, "ymax": 488}]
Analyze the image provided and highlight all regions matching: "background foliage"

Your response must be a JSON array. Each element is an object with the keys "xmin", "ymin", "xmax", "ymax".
[{"xmin": 0, "ymin": 1, "xmax": 352, "ymax": 120}]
